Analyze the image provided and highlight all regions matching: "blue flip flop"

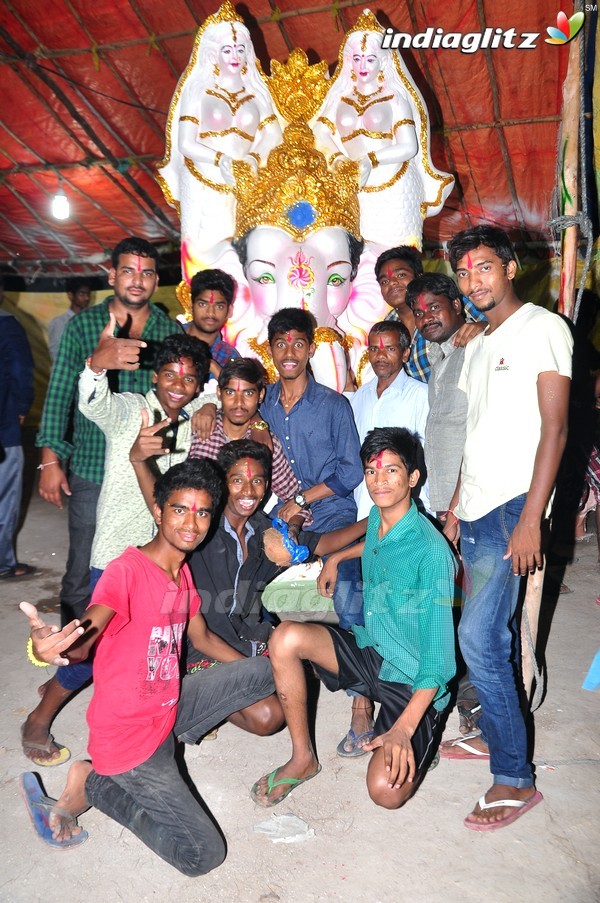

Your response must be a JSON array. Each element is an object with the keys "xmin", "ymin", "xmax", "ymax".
[
  {"xmin": 19, "ymin": 772, "xmax": 88, "ymax": 850},
  {"xmin": 336, "ymin": 728, "xmax": 375, "ymax": 758}
]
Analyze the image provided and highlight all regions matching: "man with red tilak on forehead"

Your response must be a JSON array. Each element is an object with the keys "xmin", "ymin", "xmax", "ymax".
[
  {"xmin": 184, "ymin": 269, "xmax": 239, "ymax": 383},
  {"xmin": 375, "ymin": 245, "xmax": 486, "ymax": 382},
  {"xmin": 442, "ymin": 226, "xmax": 572, "ymax": 832},
  {"xmin": 250, "ymin": 427, "xmax": 456, "ymax": 809}
]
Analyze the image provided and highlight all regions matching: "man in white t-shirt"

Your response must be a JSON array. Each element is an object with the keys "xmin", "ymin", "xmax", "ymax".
[{"xmin": 441, "ymin": 226, "xmax": 572, "ymax": 832}]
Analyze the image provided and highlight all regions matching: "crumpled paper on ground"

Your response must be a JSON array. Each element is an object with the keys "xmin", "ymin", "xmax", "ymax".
[{"xmin": 253, "ymin": 813, "xmax": 315, "ymax": 843}]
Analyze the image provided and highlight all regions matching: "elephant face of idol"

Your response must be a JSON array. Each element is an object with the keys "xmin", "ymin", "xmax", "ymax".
[{"xmin": 234, "ymin": 226, "xmax": 362, "ymax": 327}]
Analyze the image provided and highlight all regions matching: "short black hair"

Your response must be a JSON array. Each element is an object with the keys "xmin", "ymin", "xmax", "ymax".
[
  {"xmin": 375, "ymin": 246, "xmax": 423, "ymax": 281},
  {"xmin": 111, "ymin": 237, "xmax": 158, "ymax": 268},
  {"xmin": 152, "ymin": 333, "xmax": 211, "ymax": 384},
  {"xmin": 216, "ymin": 439, "xmax": 273, "ymax": 486},
  {"xmin": 267, "ymin": 308, "xmax": 316, "ymax": 345},
  {"xmin": 218, "ymin": 357, "xmax": 266, "ymax": 393},
  {"xmin": 405, "ymin": 273, "xmax": 462, "ymax": 309},
  {"xmin": 66, "ymin": 278, "xmax": 91, "ymax": 296},
  {"xmin": 190, "ymin": 269, "xmax": 235, "ymax": 306},
  {"xmin": 233, "ymin": 229, "xmax": 365, "ymax": 282},
  {"xmin": 153, "ymin": 459, "xmax": 223, "ymax": 511},
  {"xmin": 448, "ymin": 225, "xmax": 517, "ymax": 272},
  {"xmin": 369, "ymin": 320, "xmax": 412, "ymax": 351},
  {"xmin": 360, "ymin": 427, "xmax": 421, "ymax": 476}
]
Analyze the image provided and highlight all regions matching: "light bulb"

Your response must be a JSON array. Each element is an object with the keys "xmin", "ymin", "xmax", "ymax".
[{"xmin": 52, "ymin": 189, "xmax": 70, "ymax": 220}]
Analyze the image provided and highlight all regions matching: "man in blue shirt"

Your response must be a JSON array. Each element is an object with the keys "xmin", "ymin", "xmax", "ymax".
[
  {"xmin": 183, "ymin": 269, "xmax": 239, "ymax": 382},
  {"xmin": 260, "ymin": 309, "xmax": 370, "ymax": 754}
]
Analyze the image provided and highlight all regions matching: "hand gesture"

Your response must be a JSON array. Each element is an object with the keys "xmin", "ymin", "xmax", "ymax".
[
  {"xmin": 129, "ymin": 408, "xmax": 171, "ymax": 463},
  {"xmin": 363, "ymin": 724, "xmax": 415, "ymax": 789},
  {"xmin": 20, "ymin": 601, "xmax": 84, "ymax": 666},
  {"xmin": 89, "ymin": 311, "xmax": 147, "ymax": 371}
]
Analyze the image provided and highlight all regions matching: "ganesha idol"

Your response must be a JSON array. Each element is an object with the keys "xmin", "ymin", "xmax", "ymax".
[{"xmin": 157, "ymin": 5, "xmax": 454, "ymax": 391}]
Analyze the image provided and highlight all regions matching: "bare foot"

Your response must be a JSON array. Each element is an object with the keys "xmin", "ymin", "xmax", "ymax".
[
  {"xmin": 465, "ymin": 783, "xmax": 540, "ymax": 827},
  {"xmin": 49, "ymin": 760, "xmax": 93, "ymax": 841},
  {"xmin": 251, "ymin": 754, "xmax": 320, "ymax": 807}
]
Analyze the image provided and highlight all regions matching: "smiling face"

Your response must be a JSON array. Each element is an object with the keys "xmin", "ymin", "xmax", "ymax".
[
  {"xmin": 154, "ymin": 488, "xmax": 213, "ymax": 554},
  {"xmin": 455, "ymin": 245, "xmax": 516, "ymax": 314},
  {"xmin": 269, "ymin": 329, "xmax": 315, "ymax": 382},
  {"xmin": 217, "ymin": 377, "xmax": 264, "ymax": 428},
  {"xmin": 364, "ymin": 450, "xmax": 418, "ymax": 515},
  {"xmin": 412, "ymin": 292, "xmax": 464, "ymax": 344},
  {"xmin": 367, "ymin": 329, "xmax": 408, "ymax": 383},
  {"xmin": 152, "ymin": 356, "xmax": 200, "ymax": 420},
  {"xmin": 224, "ymin": 457, "xmax": 267, "ymax": 520},
  {"xmin": 244, "ymin": 226, "xmax": 354, "ymax": 326},
  {"xmin": 376, "ymin": 259, "xmax": 416, "ymax": 312},
  {"xmin": 108, "ymin": 253, "xmax": 158, "ymax": 310}
]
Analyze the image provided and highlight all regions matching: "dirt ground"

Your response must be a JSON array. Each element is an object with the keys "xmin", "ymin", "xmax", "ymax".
[{"xmin": 1, "ymin": 484, "xmax": 599, "ymax": 903}]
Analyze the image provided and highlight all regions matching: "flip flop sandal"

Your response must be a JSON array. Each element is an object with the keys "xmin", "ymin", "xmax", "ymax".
[
  {"xmin": 20, "ymin": 772, "xmax": 88, "ymax": 849},
  {"xmin": 21, "ymin": 726, "xmax": 71, "ymax": 767},
  {"xmin": 464, "ymin": 790, "xmax": 543, "ymax": 831},
  {"xmin": 336, "ymin": 728, "xmax": 375, "ymax": 758},
  {"xmin": 439, "ymin": 732, "xmax": 490, "ymax": 759},
  {"xmin": 250, "ymin": 764, "xmax": 322, "ymax": 807},
  {"xmin": 0, "ymin": 563, "xmax": 37, "ymax": 579}
]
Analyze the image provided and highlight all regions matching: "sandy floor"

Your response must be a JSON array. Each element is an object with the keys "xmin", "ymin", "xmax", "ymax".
[{"xmin": 1, "ymin": 490, "xmax": 599, "ymax": 903}]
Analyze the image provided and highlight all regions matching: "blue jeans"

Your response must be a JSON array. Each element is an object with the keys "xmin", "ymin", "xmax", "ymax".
[
  {"xmin": 56, "ymin": 567, "xmax": 103, "ymax": 691},
  {"xmin": 331, "ymin": 555, "xmax": 364, "ymax": 630},
  {"xmin": 60, "ymin": 473, "xmax": 101, "ymax": 625},
  {"xmin": 0, "ymin": 444, "xmax": 23, "ymax": 572},
  {"xmin": 458, "ymin": 495, "xmax": 533, "ymax": 789}
]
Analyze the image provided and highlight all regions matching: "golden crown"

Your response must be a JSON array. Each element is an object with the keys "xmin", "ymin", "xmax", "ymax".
[
  {"xmin": 232, "ymin": 46, "xmax": 361, "ymax": 241},
  {"xmin": 232, "ymin": 122, "xmax": 361, "ymax": 241},
  {"xmin": 200, "ymin": 0, "xmax": 244, "ymax": 31},
  {"xmin": 345, "ymin": 8, "xmax": 384, "ymax": 37}
]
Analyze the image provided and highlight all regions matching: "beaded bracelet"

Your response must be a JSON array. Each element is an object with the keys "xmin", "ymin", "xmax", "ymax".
[{"xmin": 27, "ymin": 636, "xmax": 48, "ymax": 668}]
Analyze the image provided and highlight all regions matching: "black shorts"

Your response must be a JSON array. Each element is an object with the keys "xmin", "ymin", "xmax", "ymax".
[{"xmin": 312, "ymin": 627, "xmax": 442, "ymax": 771}]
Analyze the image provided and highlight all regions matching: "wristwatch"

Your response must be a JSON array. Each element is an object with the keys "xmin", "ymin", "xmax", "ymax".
[
  {"xmin": 293, "ymin": 491, "xmax": 310, "ymax": 510},
  {"xmin": 250, "ymin": 419, "xmax": 269, "ymax": 431}
]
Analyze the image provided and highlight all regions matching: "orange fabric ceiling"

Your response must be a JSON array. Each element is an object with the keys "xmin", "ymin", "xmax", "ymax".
[{"xmin": 0, "ymin": 0, "xmax": 570, "ymax": 277}]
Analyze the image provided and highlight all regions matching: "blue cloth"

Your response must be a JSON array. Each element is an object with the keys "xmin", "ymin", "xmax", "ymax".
[
  {"xmin": 261, "ymin": 376, "xmax": 363, "ymax": 532},
  {"xmin": 0, "ymin": 445, "xmax": 23, "ymax": 571},
  {"xmin": 0, "ymin": 310, "xmax": 34, "ymax": 448},
  {"xmin": 459, "ymin": 494, "xmax": 533, "ymax": 789}
]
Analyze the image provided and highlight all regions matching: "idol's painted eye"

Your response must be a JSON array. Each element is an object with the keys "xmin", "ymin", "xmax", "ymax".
[
  {"xmin": 254, "ymin": 273, "xmax": 275, "ymax": 285},
  {"xmin": 327, "ymin": 273, "xmax": 346, "ymax": 287}
]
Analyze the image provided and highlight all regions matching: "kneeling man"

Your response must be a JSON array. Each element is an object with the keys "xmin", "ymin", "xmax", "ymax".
[{"xmin": 251, "ymin": 427, "xmax": 456, "ymax": 810}]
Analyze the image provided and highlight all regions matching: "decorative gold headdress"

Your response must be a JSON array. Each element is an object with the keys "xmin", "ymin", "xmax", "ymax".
[
  {"xmin": 233, "ymin": 49, "xmax": 361, "ymax": 241},
  {"xmin": 344, "ymin": 9, "xmax": 384, "ymax": 38}
]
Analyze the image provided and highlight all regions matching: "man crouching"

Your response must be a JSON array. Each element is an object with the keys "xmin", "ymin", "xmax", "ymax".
[{"xmin": 251, "ymin": 427, "xmax": 457, "ymax": 810}]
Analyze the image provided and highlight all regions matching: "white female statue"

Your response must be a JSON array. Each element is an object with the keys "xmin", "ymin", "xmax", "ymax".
[
  {"xmin": 157, "ymin": 1, "xmax": 282, "ymax": 281},
  {"xmin": 314, "ymin": 9, "xmax": 453, "ymax": 251}
]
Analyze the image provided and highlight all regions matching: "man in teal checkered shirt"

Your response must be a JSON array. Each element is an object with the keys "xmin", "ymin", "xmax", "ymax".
[
  {"xmin": 37, "ymin": 237, "xmax": 179, "ymax": 629},
  {"xmin": 251, "ymin": 427, "xmax": 457, "ymax": 810}
]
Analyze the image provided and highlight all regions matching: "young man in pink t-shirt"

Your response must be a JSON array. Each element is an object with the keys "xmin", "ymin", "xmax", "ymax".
[{"xmin": 19, "ymin": 460, "xmax": 275, "ymax": 875}]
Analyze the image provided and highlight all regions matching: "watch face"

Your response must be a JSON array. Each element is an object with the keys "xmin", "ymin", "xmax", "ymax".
[{"xmin": 294, "ymin": 493, "xmax": 306, "ymax": 507}]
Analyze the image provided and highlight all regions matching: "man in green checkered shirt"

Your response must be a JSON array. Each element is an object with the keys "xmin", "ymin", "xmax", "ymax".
[
  {"xmin": 37, "ymin": 237, "xmax": 179, "ymax": 629},
  {"xmin": 251, "ymin": 426, "xmax": 457, "ymax": 810}
]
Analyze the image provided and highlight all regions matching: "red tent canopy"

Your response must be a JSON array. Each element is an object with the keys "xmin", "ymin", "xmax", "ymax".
[{"xmin": 0, "ymin": 0, "xmax": 569, "ymax": 277}]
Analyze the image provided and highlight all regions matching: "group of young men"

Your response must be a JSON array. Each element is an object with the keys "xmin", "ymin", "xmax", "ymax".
[{"xmin": 19, "ymin": 224, "xmax": 572, "ymax": 873}]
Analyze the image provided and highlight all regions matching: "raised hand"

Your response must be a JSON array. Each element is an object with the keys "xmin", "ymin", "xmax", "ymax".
[
  {"xmin": 129, "ymin": 408, "xmax": 171, "ymax": 463},
  {"xmin": 20, "ymin": 601, "xmax": 84, "ymax": 666},
  {"xmin": 89, "ymin": 310, "xmax": 147, "ymax": 372}
]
